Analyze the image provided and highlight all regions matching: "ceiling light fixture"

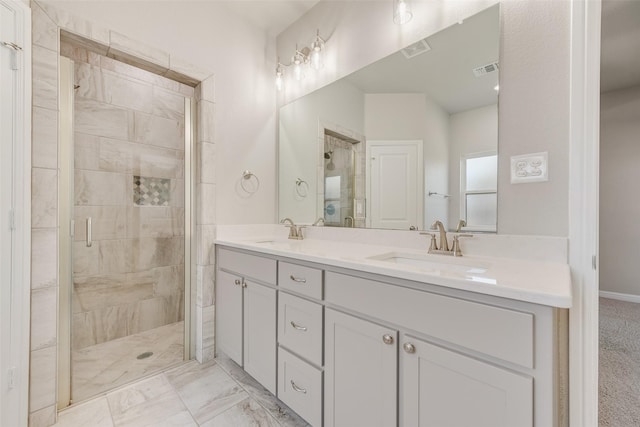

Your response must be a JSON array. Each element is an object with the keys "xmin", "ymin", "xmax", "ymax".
[
  {"xmin": 275, "ymin": 29, "xmax": 326, "ymax": 90},
  {"xmin": 393, "ymin": 0, "xmax": 413, "ymax": 25}
]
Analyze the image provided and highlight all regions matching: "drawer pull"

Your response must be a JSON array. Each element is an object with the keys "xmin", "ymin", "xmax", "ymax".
[
  {"xmin": 290, "ymin": 321, "xmax": 308, "ymax": 331},
  {"xmin": 290, "ymin": 380, "xmax": 307, "ymax": 394},
  {"xmin": 234, "ymin": 279, "xmax": 241, "ymax": 286},
  {"xmin": 382, "ymin": 334, "xmax": 394, "ymax": 345},
  {"xmin": 289, "ymin": 275, "xmax": 307, "ymax": 283}
]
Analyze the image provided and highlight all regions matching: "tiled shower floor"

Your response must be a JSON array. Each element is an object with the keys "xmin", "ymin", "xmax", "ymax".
[{"xmin": 71, "ymin": 321, "xmax": 184, "ymax": 403}]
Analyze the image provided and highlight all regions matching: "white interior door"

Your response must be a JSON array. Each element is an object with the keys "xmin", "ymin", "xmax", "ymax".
[
  {"xmin": 0, "ymin": 1, "xmax": 30, "ymax": 425},
  {"xmin": 367, "ymin": 140, "xmax": 423, "ymax": 230}
]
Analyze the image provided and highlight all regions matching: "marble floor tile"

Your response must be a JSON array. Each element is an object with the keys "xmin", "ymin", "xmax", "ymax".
[
  {"xmin": 200, "ymin": 397, "xmax": 280, "ymax": 427},
  {"xmin": 165, "ymin": 360, "xmax": 248, "ymax": 425},
  {"xmin": 53, "ymin": 352, "xmax": 314, "ymax": 427},
  {"xmin": 215, "ymin": 354, "xmax": 309, "ymax": 427},
  {"xmin": 72, "ymin": 321, "xmax": 183, "ymax": 402},
  {"xmin": 106, "ymin": 374, "xmax": 196, "ymax": 427},
  {"xmin": 56, "ymin": 397, "xmax": 113, "ymax": 427}
]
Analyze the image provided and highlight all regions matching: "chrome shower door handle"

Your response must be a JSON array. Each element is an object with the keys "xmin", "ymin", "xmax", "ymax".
[{"xmin": 86, "ymin": 217, "xmax": 92, "ymax": 247}]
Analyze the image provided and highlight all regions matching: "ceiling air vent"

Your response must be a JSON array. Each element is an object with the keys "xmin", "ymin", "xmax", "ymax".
[
  {"xmin": 401, "ymin": 39, "xmax": 431, "ymax": 59},
  {"xmin": 473, "ymin": 62, "xmax": 499, "ymax": 77}
]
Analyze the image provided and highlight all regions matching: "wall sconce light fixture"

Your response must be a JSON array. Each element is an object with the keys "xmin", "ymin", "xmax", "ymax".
[
  {"xmin": 310, "ymin": 29, "xmax": 325, "ymax": 70},
  {"xmin": 393, "ymin": 0, "xmax": 413, "ymax": 25},
  {"xmin": 275, "ymin": 60, "xmax": 284, "ymax": 91},
  {"xmin": 276, "ymin": 29, "xmax": 326, "ymax": 90}
]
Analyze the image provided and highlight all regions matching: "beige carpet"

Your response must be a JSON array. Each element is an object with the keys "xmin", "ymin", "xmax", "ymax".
[{"xmin": 599, "ymin": 297, "xmax": 640, "ymax": 426}]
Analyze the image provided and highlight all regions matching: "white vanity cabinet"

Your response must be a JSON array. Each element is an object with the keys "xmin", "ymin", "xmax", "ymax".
[
  {"xmin": 216, "ymin": 247, "xmax": 277, "ymax": 394},
  {"xmin": 324, "ymin": 308, "xmax": 398, "ymax": 427}
]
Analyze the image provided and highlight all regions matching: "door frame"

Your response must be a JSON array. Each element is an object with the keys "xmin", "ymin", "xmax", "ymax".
[
  {"xmin": 568, "ymin": 0, "xmax": 601, "ymax": 426},
  {"xmin": 365, "ymin": 139, "xmax": 424, "ymax": 230},
  {"xmin": 0, "ymin": 0, "xmax": 31, "ymax": 425}
]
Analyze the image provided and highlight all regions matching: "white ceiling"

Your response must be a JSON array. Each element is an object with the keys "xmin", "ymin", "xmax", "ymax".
[
  {"xmin": 344, "ymin": 4, "xmax": 499, "ymax": 114},
  {"xmin": 601, "ymin": 0, "xmax": 640, "ymax": 93}
]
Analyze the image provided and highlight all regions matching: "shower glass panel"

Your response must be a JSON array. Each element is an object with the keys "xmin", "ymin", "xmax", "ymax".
[{"xmin": 61, "ymin": 43, "xmax": 191, "ymax": 403}]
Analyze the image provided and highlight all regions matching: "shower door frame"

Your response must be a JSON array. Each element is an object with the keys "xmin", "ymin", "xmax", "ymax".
[{"xmin": 57, "ymin": 56, "xmax": 196, "ymax": 409}]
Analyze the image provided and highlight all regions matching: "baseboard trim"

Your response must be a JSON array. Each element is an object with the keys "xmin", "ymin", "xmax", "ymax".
[{"xmin": 600, "ymin": 291, "xmax": 640, "ymax": 304}]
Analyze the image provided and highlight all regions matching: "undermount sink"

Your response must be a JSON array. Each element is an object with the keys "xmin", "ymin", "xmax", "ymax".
[{"xmin": 367, "ymin": 252, "xmax": 489, "ymax": 274}]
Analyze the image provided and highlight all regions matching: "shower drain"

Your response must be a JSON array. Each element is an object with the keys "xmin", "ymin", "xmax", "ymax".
[{"xmin": 137, "ymin": 351, "xmax": 154, "ymax": 360}]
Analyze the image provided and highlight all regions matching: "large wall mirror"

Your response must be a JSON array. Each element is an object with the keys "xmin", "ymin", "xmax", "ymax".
[{"xmin": 278, "ymin": 4, "xmax": 499, "ymax": 232}]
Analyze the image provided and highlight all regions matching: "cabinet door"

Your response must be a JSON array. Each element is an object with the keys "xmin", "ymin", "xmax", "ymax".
[
  {"xmin": 325, "ymin": 309, "xmax": 397, "ymax": 427},
  {"xmin": 243, "ymin": 280, "xmax": 277, "ymax": 394},
  {"xmin": 401, "ymin": 336, "xmax": 533, "ymax": 427},
  {"xmin": 216, "ymin": 270, "xmax": 243, "ymax": 365}
]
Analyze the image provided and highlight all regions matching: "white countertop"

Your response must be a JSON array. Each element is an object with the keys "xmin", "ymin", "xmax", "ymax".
[{"xmin": 214, "ymin": 235, "xmax": 572, "ymax": 308}]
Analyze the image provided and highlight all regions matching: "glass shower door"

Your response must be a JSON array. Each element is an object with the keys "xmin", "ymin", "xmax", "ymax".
[{"xmin": 60, "ymin": 45, "xmax": 191, "ymax": 403}]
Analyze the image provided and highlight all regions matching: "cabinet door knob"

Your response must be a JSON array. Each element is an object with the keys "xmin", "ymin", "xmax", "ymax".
[
  {"xmin": 403, "ymin": 342, "xmax": 416, "ymax": 354},
  {"xmin": 242, "ymin": 281, "xmax": 247, "ymax": 288},
  {"xmin": 290, "ymin": 321, "xmax": 308, "ymax": 331},
  {"xmin": 382, "ymin": 334, "xmax": 394, "ymax": 345},
  {"xmin": 234, "ymin": 279, "xmax": 241, "ymax": 286},
  {"xmin": 290, "ymin": 380, "xmax": 307, "ymax": 394},
  {"xmin": 289, "ymin": 275, "xmax": 307, "ymax": 283}
]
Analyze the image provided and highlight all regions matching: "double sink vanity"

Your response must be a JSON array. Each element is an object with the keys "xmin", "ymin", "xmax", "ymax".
[{"xmin": 214, "ymin": 225, "xmax": 571, "ymax": 427}]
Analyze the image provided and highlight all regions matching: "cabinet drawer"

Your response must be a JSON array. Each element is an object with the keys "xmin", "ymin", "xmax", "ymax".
[
  {"xmin": 278, "ymin": 347, "xmax": 323, "ymax": 427},
  {"xmin": 278, "ymin": 292, "xmax": 323, "ymax": 366},
  {"xmin": 278, "ymin": 262, "xmax": 323, "ymax": 300},
  {"xmin": 325, "ymin": 272, "xmax": 534, "ymax": 369},
  {"xmin": 218, "ymin": 247, "xmax": 276, "ymax": 285}
]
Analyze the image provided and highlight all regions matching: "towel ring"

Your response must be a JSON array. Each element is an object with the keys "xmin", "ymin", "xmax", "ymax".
[
  {"xmin": 241, "ymin": 170, "xmax": 260, "ymax": 194},
  {"xmin": 295, "ymin": 178, "xmax": 309, "ymax": 198}
]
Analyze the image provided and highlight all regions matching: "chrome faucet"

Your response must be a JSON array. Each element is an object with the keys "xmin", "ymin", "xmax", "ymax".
[
  {"xmin": 280, "ymin": 218, "xmax": 304, "ymax": 240},
  {"xmin": 430, "ymin": 220, "xmax": 449, "ymax": 252}
]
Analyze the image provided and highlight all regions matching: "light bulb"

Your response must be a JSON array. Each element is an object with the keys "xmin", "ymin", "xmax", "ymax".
[
  {"xmin": 393, "ymin": 0, "xmax": 413, "ymax": 25},
  {"xmin": 293, "ymin": 60, "xmax": 302, "ymax": 81},
  {"xmin": 311, "ymin": 48, "xmax": 322, "ymax": 70},
  {"xmin": 275, "ymin": 60, "xmax": 284, "ymax": 91},
  {"xmin": 310, "ymin": 30, "xmax": 324, "ymax": 70}
]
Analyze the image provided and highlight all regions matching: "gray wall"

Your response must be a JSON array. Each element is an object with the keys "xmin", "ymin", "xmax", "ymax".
[{"xmin": 600, "ymin": 84, "xmax": 640, "ymax": 296}]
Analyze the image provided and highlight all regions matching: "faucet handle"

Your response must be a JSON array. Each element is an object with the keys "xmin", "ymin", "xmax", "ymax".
[
  {"xmin": 451, "ymin": 234, "xmax": 473, "ymax": 256},
  {"xmin": 420, "ymin": 232, "xmax": 438, "ymax": 251}
]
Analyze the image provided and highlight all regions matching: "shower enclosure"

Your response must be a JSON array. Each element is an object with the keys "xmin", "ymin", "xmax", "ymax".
[
  {"xmin": 58, "ymin": 42, "xmax": 194, "ymax": 405},
  {"xmin": 323, "ymin": 131, "xmax": 361, "ymax": 227}
]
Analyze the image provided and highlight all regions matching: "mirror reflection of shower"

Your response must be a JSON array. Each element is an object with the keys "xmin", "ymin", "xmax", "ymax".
[{"xmin": 323, "ymin": 130, "xmax": 362, "ymax": 227}]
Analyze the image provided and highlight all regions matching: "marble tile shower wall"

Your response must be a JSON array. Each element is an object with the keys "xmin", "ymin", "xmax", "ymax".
[
  {"xmin": 30, "ymin": 2, "xmax": 216, "ymax": 425},
  {"xmin": 62, "ymin": 42, "xmax": 187, "ymax": 350}
]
